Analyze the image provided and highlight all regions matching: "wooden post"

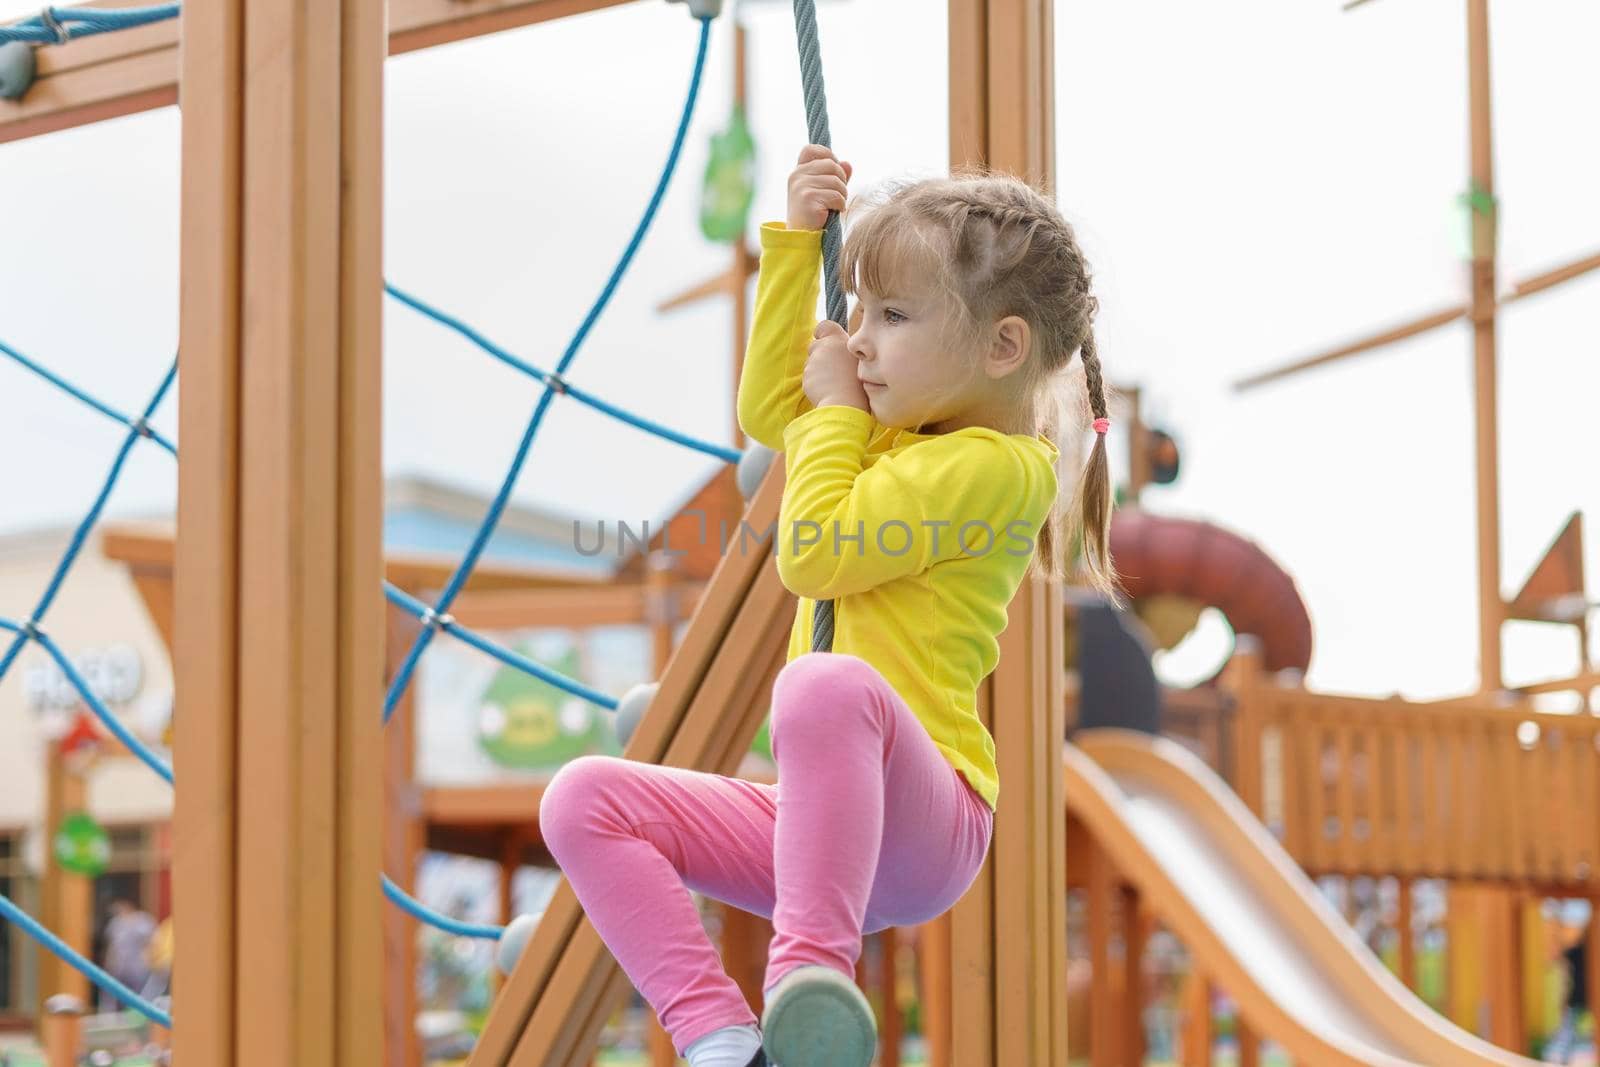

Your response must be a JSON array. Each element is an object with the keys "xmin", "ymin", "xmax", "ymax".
[
  {"xmin": 1120, "ymin": 886, "xmax": 1147, "ymax": 1066},
  {"xmin": 731, "ymin": 21, "xmax": 751, "ymax": 453},
  {"xmin": 1086, "ymin": 842, "xmax": 1117, "ymax": 1067},
  {"xmin": 1397, "ymin": 879, "xmax": 1417, "ymax": 990},
  {"xmin": 1237, "ymin": 1020, "xmax": 1260, "ymax": 1067},
  {"xmin": 41, "ymin": 994, "xmax": 84, "ymax": 1067},
  {"xmin": 385, "ymin": 607, "xmax": 424, "ymax": 1067},
  {"xmin": 38, "ymin": 743, "xmax": 91, "ymax": 1015},
  {"xmin": 880, "ymin": 928, "xmax": 903, "ymax": 1067},
  {"xmin": 647, "ymin": 1021, "xmax": 676, "ymax": 1067},
  {"xmin": 1465, "ymin": 0, "xmax": 1504, "ymax": 692},
  {"xmin": 947, "ymin": 8, "xmax": 1064, "ymax": 1059},
  {"xmin": 1221, "ymin": 642, "xmax": 1266, "ymax": 817},
  {"xmin": 174, "ymin": 0, "xmax": 385, "ymax": 1064},
  {"xmin": 1485, "ymin": 887, "xmax": 1525, "ymax": 1051},
  {"xmin": 1587, "ymin": 901, "xmax": 1600, "ymax": 1052},
  {"xmin": 918, "ymin": 914, "xmax": 953, "ymax": 1067},
  {"xmin": 1181, "ymin": 972, "xmax": 1212, "ymax": 1067}
]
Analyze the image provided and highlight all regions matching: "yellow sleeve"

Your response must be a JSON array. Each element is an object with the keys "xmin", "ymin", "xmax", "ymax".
[
  {"xmin": 774, "ymin": 406, "xmax": 1046, "ymax": 600},
  {"xmin": 736, "ymin": 222, "xmax": 836, "ymax": 451}
]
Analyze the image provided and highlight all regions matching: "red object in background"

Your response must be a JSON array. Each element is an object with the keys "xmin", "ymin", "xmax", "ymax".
[
  {"xmin": 59, "ymin": 709, "xmax": 102, "ymax": 758},
  {"xmin": 1109, "ymin": 509, "xmax": 1313, "ymax": 680}
]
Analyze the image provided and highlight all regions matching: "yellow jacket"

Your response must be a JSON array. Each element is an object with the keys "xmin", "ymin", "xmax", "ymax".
[{"xmin": 737, "ymin": 223, "xmax": 1060, "ymax": 811}]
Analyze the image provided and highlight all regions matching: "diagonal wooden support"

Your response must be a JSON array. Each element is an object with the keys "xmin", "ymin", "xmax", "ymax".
[{"xmin": 470, "ymin": 466, "xmax": 793, "ymax": 1065}]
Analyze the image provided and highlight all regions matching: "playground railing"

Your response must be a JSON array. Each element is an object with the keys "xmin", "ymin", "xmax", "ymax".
[{"xmin": 1225, "ymin": 647, "xmax": 1600, "ymax": 888}]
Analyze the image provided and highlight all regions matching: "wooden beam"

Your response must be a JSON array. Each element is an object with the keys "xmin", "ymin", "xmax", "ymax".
[
  {"xmin": 173, "ymin": 0, "xmax": 385, "ymax": 1063},
  {"xmin": 449, "ymin": 579, "xmax": 704, "ymax": 631},
  {"xmin": 103, "ymin": 521, "xmax": 601, "ymax": 596},
  {"xmin": 1232, "ymin": 247, "xmax": 1600, "ymax": 393},
  {"xmin": 1466, "ymin": 0, "xmax": 1503, "ymax": 693},
  {"xmin": 0, "ymin": 0, "xmax": 641, "ymax": 146},
  {"xmin": 948, "ymin": 3, "xmax": 1066, "ymax": 1066}
]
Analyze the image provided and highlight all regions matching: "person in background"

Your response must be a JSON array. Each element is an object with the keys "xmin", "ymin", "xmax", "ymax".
[{"xmin": 100, "ymin": 898, "xmax": 155, "ymax": 1013}]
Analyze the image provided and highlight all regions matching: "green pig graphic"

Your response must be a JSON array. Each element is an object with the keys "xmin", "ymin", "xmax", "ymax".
[{"xmin": 476, "ymin": 645, "xmax": 621, "ymax": 769}]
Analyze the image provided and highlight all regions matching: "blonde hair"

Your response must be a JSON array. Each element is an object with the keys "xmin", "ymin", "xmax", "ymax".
[{"xmin": 837, "ymin": 170, "xmax": 1116, "ymax": 597}]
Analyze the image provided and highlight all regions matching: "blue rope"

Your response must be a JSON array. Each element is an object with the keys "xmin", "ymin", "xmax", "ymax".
[
  {"xmin": 383, "ymin": 582, "xmax": 619, "ymax": 711},
  {"xmin": 382, "ymin": 14, "xmax": 713, "ymax": 724},
  {"xmin": 0, "ymin": 3, "xmax": 179, "ymax": 45},
  {"xmin": 0, "ymin": 360, "xmax": 177, "ymax": 680},
  {"xmin": 385, "ymin": 283, "xmax": 741, "ymax": 465},
  {"xmin": 0, "ymin": 338, "xmax": 178, "ymax": 456},
  {"xmin": 35, "ymin": 630, "xmax": 175, "ymax": 784},
  {"xmin": 0, "ymin": 892, "xmax": 172, "ymax": 1028},
  {"xmin": 381, "ymin": 876, "xmax": 504, "ymax": 941}
]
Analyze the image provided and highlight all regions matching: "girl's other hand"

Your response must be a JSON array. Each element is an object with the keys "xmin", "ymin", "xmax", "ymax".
[
  {"xmin": 802, "ymin": 320, "xmax": 868, "ymax": 412},
  {"xmin": 787, "ymin": 144, "xmax": 852, "ymax": 232}
]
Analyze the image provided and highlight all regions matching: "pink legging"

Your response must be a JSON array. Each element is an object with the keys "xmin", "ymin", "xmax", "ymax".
[{"xmin": 539, "ymin": 651, "xmax": 994, "ymax": 1055}]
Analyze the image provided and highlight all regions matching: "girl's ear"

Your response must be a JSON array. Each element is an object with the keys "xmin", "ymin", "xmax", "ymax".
[{"xmin": 988, "ymin": 315, "xmax": 1031, "ymax": 379}]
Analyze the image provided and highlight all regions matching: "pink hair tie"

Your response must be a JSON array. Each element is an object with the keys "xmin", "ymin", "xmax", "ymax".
[{"xmin": 1092, "ymin": 417, "xmax": 1111, "ymax": 435}]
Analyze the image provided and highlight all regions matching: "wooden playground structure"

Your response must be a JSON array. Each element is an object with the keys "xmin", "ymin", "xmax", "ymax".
[{"xmin": 3, "ymin": 0, "xmax": 1598, "ymax": 1065}]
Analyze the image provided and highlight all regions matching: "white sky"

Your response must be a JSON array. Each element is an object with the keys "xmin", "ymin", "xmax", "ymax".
[{"xmin": 0, "ymin": 0, "xmax": 1596, "ymax": 703}]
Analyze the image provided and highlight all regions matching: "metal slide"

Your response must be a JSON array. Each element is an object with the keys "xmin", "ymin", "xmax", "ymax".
[{"xmin": 1065, "ymin": 730, "xmax": 1540, "ymax": 1066}]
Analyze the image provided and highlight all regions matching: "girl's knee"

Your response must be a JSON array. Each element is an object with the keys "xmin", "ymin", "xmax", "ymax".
[
  {"xmin": 540, "ymin": 754, "xmax": 623, "ymax": 854},
  {"xmin": 773, "ymin": 652, "xmax": 875, "ymax": 706},
  {"xmin": 770, "ymin": 653, "xmax": 886, "ymax": 746}
]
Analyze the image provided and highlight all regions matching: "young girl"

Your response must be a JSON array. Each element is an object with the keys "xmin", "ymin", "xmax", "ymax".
[{"xmin": 539, "ymin": 144, "xmax": 1113, "ymax": 1067}]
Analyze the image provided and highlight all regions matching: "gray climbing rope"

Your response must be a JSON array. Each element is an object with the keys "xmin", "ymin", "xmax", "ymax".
[{"xmin": 791, "ymin": 0, "xmax": 844, "ymax": 654}]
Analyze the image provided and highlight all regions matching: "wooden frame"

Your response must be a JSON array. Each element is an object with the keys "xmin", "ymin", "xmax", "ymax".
[{"xmin": 9, "ymin": 0, "xmax": 1067, "ymax": 1062}]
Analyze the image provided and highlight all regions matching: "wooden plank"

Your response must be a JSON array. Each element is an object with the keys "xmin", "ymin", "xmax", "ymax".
[
  {"xmin": 0, "ymin": 0, "xmax": 642, "ymax": 145},
  {"xmin": 335, "ymin": 0, "xmax": 387, "ymax": 1059},
  {"xmin": 1333, "ymin": 722, "xmax": 1355, "ymax": 873},
  {"xmin": 171, "ymin": 0, "xmax": 245, "ymax": 1057}
]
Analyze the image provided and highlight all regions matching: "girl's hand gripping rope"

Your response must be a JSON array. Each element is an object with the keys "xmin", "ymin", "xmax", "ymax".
[
  {"xmin": 802, "ymin": 320, "xmax": 867, "ymax": 412},
  {"xmin": 786, "ymin": 144, "xmax": 852, "ymax": 232}
]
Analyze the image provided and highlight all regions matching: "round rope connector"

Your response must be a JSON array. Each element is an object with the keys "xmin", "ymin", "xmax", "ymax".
[
  {"xmin": 419, "ymin": 607, "xmax": 454, "ymax": 632},
  {"xmin": 0, "ymin": 41, "xmax": 38, "ymax": 101},
  {"xmin": 666, "ymin": 0, "xmax": 724, "ymax": 19},
  {"xmin": 18, "ymin": 620, "xmax": 40, "ymax": 641},
  {"xmin": 129, "ymin": 417, "xmax": 154, "ymax": 439},
  {"xmin": 543, "ymin": 371, "xmax": 570, "ymax": 396},
  {"xmin": 38, "ymin": 7, "xmax": 71, "ymax": 45}
]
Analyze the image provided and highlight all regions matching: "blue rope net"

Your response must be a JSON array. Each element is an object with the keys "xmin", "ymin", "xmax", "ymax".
[{"xmin": 0, "ymin": 4, "xmax": 720, "ymax": 1027}]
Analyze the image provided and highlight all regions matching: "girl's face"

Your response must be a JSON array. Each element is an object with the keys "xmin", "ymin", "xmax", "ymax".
[{"xmin": 847, "ymin": 283, "xmax": 981, "ymax": 434}]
